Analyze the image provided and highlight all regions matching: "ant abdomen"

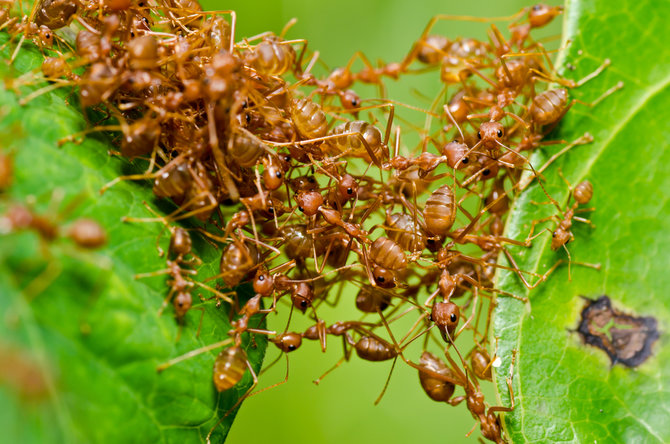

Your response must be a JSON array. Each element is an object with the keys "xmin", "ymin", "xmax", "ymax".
[
  {"xmin": 573, "ymin": 180, "xmax": 593, "ymax": 204},
  {"xmin": 530, "ymin": 88, "xmax": 568, "ymax": 126},
  {"xmin": 355, "ymin": 336, "xmax": 396, "ymax": 362},
  {"xmin": 34, "ymin": 0, "xmax": 78, "ymax": 30},
  {"xmin": 369, "ymin": 236, "xmax": 407, "ymax": 271},
  {"xmin": 418, "ymin": 351, "xmax": 457, "ymax": 403},
  {"xmin": 327, "ymin": 120, "xmax": 384, "ymax": 160},
  {"xmin": 424, "ymin": 185, "xmax": 456, "ymax": 237},
  {"xmin": 250, "ymin": 38, "xmax": 296, "ymax": 77},
  {"xmin": 385, "ymin": 212, "xmax": 426, "ymax": 252},
  {"xmin": 213, "ymin": 346, "xmax": 248, "ymax": 392},
  {"xmin": 290, "ymin": 98, "xmax": 328, "ymax": 140},
  {"xmin": 153, "ymin": 163, "xmax": 191, "ymax": 199}
]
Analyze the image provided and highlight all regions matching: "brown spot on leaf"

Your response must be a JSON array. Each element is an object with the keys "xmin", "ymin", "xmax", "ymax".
[{"xmin": 577, "ymin": 295, "xmax": 659, "ymax": 367}]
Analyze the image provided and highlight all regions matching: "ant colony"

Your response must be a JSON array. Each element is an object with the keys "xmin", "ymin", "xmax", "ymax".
[{"xmin": 0, "ymin": 1, "xmax": 622, "ymax": 443}]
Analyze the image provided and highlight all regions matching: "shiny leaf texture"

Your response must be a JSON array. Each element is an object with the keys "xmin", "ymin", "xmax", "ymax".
[
  {"xmin": 0, "ymin": 34, "xmax": 266, "ymax": 443},
  {"xmin": 494, "ymin": 0, "xmax": 670, "ymax": 442}
]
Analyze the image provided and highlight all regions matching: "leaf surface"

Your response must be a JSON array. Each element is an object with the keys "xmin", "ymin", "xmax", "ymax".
[
  {"xmin": 493, "ymin": 0, "xmax": 670, "ymax": 442},
  {"xmin": 0, "ymin": 34, "xmax": 265, "ymax": 444}
]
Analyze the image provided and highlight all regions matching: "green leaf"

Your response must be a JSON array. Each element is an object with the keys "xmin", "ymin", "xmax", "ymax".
[
  {"xmin": 0, "ymin": 34, "xmax": 266, "ymax": 443},
  {"xmin": 494, "ymin": 0, "xmax": 670, "ymax": 442}
]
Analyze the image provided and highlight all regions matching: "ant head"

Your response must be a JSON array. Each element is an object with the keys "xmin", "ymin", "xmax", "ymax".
[
  {"xmin": 528, "ymin": 4, "xmax": 563, "ymax": 28},
  {"xmin": 289, "ymin": 175, "xmax": 319, "ymax": 193},
  {"xmin": 426, "ymin": 235, "xmax": 444, "ymax": 253},
  {"xmin": 274, "ymin": 332, "xmax": 302, "ymax": 353},
  {"xmin": 442, "ymin": 141, "xmax": 470, "ymax": 170},
  {"xmin": 295, "ymin": 191, "xmax": 323, "ymax": 216},
  {"xmin": 339, "ymin": 89, "xmax": 361, "ymax": 113},
  {"xmin": 291, "ymin": 282, "xmax": 314, "ymax": 312},
  {"xmin": 372, "ymin": 266, "xmax": 395, "ymax": 289},
  {"xmin": 477, "ymin": 157, "xmax": 500, "ymax": 181},
  {"xmin": 262, "ymin": 161, "xmax": 284, "ymax": 191},
  {"xmin": 173, "ymin": 291, "xmax": 193, "ymax": 319},
  {"xmin": 337, "ymin": 173, "xmax": 359, "ymax": 202},
  {"xmin": 431, "ymin": 301, "xmax": 460, "ymax": 342},
  {"xmin": 477, "ymin": 121, "xmax": 505, "ymax": 151},
  {"xmin": 253, "ymin": 269, "xmax": 274, "ymax": 296},
  {"xmin": 550, "ymin": 228, "xmax": 571, "ymax": 250},
  {"xmin": 38, "ymin": 25, "xmax": 53, "ymax": 47}
]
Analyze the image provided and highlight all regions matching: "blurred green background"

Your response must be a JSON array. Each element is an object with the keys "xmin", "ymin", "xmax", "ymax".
[{"xmin": 194, "ymin": 1, "xmax": 561, "ymax": 444}]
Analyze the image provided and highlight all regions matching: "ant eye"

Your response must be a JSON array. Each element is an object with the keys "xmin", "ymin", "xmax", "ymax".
[
  {"xmin": 298, "ymin": 206, "xmax": 304, "ymax": 212},
  {"xmin": 288, "ymin": 345, "xmax": 296, "ymax": 351},
  {"xmin": 347, "ymin": 188, "xmax": 353, "ymax": 194},
  {"xmin": 477, "ymin": 131, "xmax": 482, "ymax": 139},
  {"xmin": 258, "ymin": 275, "xmax": 265, "ymax": 281},
  {"xmin": 462, "ymin": 157, "xmax": 469, "ymax": 164},
  {"xmin": 429, "ymin": 314, "xmax": 433, "ymax": 322},
  {"xmin": 483, "ymin": 168, "xmax": 491, "ymax": 176},
  {"xmin": 268, "ymin": 207, "xmax": 274, "ymax": 214},
  {"xmin": 450, "ymin": 313, "xmax": 457, "ymax": 322},
  {"xmin": 552, "ymin": 232, "xmax": 557, "ymax": 237},
  {"xmin": 497, "ymin": 129, "xmax": 503, "ymax": 138},
  {"xmin": 245, "ymin": 114, "xmax": 251, "ymax": 123},
  {"xmin": 300, "ymin": 300, "xmax": 307, "ymax": 308},
  {"xmin": 376, "ymin": 276, "xmax": 385, "ymax": 283},
  {"xmin": 284, "ymin": 155, "xmax": 291, "ymax": 162},
  {"xmin": 308, "ymin": 177, "xmax": 315, "ymax": 183},
  {"xmin": 275, "ymin": 171, "xmax": 282, "ymax": 178}
]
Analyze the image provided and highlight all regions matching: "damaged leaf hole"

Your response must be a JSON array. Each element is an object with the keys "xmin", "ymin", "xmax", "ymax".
[{"xmin": 577, "ymin": 295, "xmax": 659, "ymax": 367}]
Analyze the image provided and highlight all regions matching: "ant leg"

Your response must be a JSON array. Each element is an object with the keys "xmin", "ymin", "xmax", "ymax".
[
  {"xmin": 489, "ymin": 350, "xmax": 517, "ymax": 413},
  {"xmin": 373, "ymin": 356, "xmax": 398, "ymax": 406},
  {"xmin": 447, "ymin": 395, "xmax": 466, "ymax": 407},
  {"xmin": 192, "ymin": 281, "xmax": 235, "ymax": 305},
  {"xmin": 156, "ymin": 338, "xmax": 234, "ymax": 372},
  {"xmin": 520, "ymin": 133, "xmax": 594, "ymax": 190},
  {"xmin": 573, "ymin": 215, "xmax": 595, "ymax": 228},
  {"xmin": 524, "ymin": 215, "xmax": 557, "ymax": 244},
  {"xmin": 22, "ymin": 259, "xmax": 63, "ymax": 302},
  {"xmin": 252, "ymin": 353, "xmax": 291, "ymax": 396}
]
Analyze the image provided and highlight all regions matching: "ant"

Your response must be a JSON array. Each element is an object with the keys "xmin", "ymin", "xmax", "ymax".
[{"xmin": 526, "ymin": 173, "xmax": 600, "ymax": 280}]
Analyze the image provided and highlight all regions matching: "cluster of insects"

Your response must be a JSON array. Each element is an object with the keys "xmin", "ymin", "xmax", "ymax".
[{"xmin": 0, "ymin": 1, "xmax": 622, "ymax": 442}]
